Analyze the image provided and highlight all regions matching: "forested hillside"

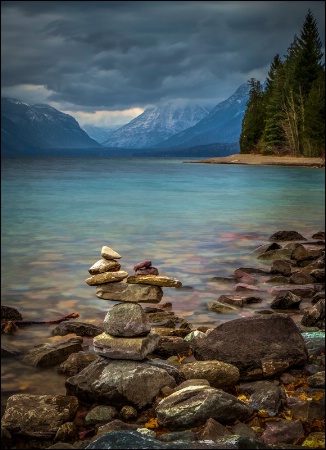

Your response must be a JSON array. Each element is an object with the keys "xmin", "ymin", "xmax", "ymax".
[{"xmin": 240, "ymin": 10, "xmax": 325, "ymax": 157}]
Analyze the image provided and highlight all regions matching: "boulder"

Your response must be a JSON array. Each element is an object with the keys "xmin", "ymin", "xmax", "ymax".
[
  {"xmin": 58, "ymin": 351, "xmax": 99, "ymax": 376},
  {"xmin": 238, "ymin": 380, "xmax": 285, "ymax": 417},
  {"xmin": 85, "ymin": 405, "xmax": 118, "ymax": 426},
  {"xmin": 65, "ymin": 357, "xmax": 176, "ymax": 409},
  {"xmin": 268, "ymin": 231, "xmax": 307, "ymax": 241},
  {"xmin": 156, "ymin": 386, "xmax": 253, "ymax": 429},
  {"xmin": 301, "ymin": 299, "xmax": 325, "ymax": 328},
  {"xmin": 179, "ymin": 360, "xmax": 240, "ymax": 388},
  {"xmin": 1, "ymin": 394, "xmax": 78, "ymax": 438},
  {"xmin": 192, "ymin": 314, "xmax": 308, "ymax": 380},
  {"xmin": 52, "ymin": 322, "xmax": 103, "ymax": 337},
  {"xmin": 270, "ymin": 284, "xmax": 320, "ymax": 298},
  {"xmin": 271, "ymin": 260, "xmax": 292, "ymax": 277},
  {"xmin": 270, "ymin": 291, "xmax": 302, "ymax": 309},
  {"xmin": 22, "ymin": 336, "xmax": 83, "ymax": 367}
]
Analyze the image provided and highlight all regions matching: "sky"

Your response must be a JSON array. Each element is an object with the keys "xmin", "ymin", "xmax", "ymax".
[{"xmin": 1, "ymin": 1, "xmax": 325, "ymax": 127}]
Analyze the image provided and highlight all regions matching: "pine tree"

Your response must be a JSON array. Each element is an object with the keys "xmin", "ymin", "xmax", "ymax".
[
  {"xmin": 304, "ymin": 69, "xmax": 325, "ymax": 156},
  {"xmin": 263, "ymin": 55, "xmax": 286, "ymax": 153},
  {"xmin": 240, "ymin": 78, "xmax": 265, "ymax": 153}
]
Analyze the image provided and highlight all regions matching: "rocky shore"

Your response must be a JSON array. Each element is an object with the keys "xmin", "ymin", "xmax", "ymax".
[
  {"xmin": 186, "ymin": 153, "xmax": 325, "ymax": 167},
  {"xmin": 1, "ymin": 232, "xmax": 325, "ymax": 449}
]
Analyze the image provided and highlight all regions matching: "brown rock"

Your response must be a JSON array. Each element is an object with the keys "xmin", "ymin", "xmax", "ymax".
[
  {"xmin": 133, "ymin": 260, "xmax": 152, "ymax": 271},
  {"xmin": 88, "ymin": 259, "xmax": 121, "ymax": 275},
  {"xmin": 85, "ymin": 270, "xmax": 128, "ymax": 286},
  {"xmin": 101, "ymin": 246, "xmax": 122, "ymax": 260},
  {"xmin": 126, "ymin": 275, "xmax": 182, "ymax": 288}
]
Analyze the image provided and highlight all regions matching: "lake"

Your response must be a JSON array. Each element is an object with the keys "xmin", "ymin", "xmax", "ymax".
[{"xmin": 1, "ymin": 156, "xmax": 325, "ymax": 408}]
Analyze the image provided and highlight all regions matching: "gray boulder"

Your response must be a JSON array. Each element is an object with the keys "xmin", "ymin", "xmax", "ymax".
[
  {"xmin": 156, "ymin": 386, "xmax": 253, "ymax": 429},
  {"xmin": 103, "ymin": 303, "xmax": 151, "ymax": 337},
  {"xmin": 192, "ymin": 314, "xmax": 308, "ymax": 380},
  {"xmin": 65, "ymin": 357, "xmax": 176, "ymax": 409}
]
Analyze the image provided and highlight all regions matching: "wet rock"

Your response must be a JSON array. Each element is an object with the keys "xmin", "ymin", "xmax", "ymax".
[
  {"xmin": 119, "ymin": 405, "xmax": 137, "ymax": 421},
  {"xmin": 179, "ymin": 360, "xmax": 240, "ymax": 388},
  {"xmin": 265, "ymin": 275, "xmax": 289, "ymax": 284},
  {"xmin": 183, "ymin": 330, "xmax": 206, "ymax": 342},
  {"xmin": 52, "ymin": 322, "xmax": 103, "ymax": 337},
  {"xmin": 238, "ymin": 380, "xmax": 285, "ymax": 416},
  {"xmin": 58, "ymin": 351, "xmax": 99, "ymax": 376},
  {"xmin": 197, "ymin": 417, "xmax": 232, "ymax": 440},
  {"xmin": 65, "ymin": 357, "xmax": 176, "ymax": 409},
  {"xmin": 127, "ymin": 275, "xmax": 182, "ymax": 288},
  {"xmin": 312, "ymin": 292, "xmax": 325, "ymax": 304},
  {"xmin": 206, "ymin": 301, "xmax": 239, "ymax": 314},
  {"xmin": 268, "ymin": 231, "xmax": 307, "ymax": 241},
  {"xmin": 1, "ymin": 343, "xmax": 22, "ymax": 358},
  {"xmin": 271, "ymin": 259, "xmax": 292, "ymax": 277},
  {"xmin": 153, "ymin": 336, "xmax": 191, "ymax": 358},
  {"xmin": 301, "ymin": 299, "xmax": 325, "ymax": 328},
  {"xmin": 233, "ymin": 269, "xmax": 256, "ymax": 284},
  {"xmin": 270, "ymin": 284, "xmax": 320, "ymax": 298},
  {"xmin": 103, "ymin": 303, "xmax": 151, "ymax": 337},
  {"xmin": 133, "ymin": 260, "xmax": 152, "ymax": 271},
  {"xmin": 146, "ymin": 358, "xmax": 185, "ymax": 384},
  {"xmin": 146, "ymin": 311, "xmax": 184, "ymax": 328},
  {"xmin": 174, "ymin": 379, "xmax": 210, "ymax": 391},
  {"xmin": 260, "ymin": 418, "xmax": 304, "ymax": 445},
  {"xmin": 301, "ymin": 331, "xmax": 325, "ymax": 356},
  {"xmin": 257, "ymin": 248, "xmax": 293, "ymax": 261},
  {"xmin": 135, "ymin": 267, "xmax": 159, "ymax": 276},
  {"xmin": 310, "ymin": 269, "xmax": 325, "ymax": 282},
  {"xmin": 237, "ymin": 267, "xmax": 271, "ymax": 274},
  {"xmin": 1, "ymin": 427, "xmax": 12, "ymax": 450},
  {"xmin": 289, "ymin": 271, "xmax": 315, "ymax": 284},
  {"xmin": 253, "ymin": 243, "xmax": 282, "ymax": 256},
  {"xmin": 86, "ymin": 430, "xmax": 220, "ymax": 449},
  {"xmin": 22, "ymin": 336, "xmax": 83, "ymax": 367},
  {"xmin": 217, "ymin": 295, "xmax": 262, "ymax": 307},
  {"xmin": 270, "ymin": 291, "xmax": 302, "ymax": 309},
  {"xmin": 235, "ymin": 283, "xmax": 264, "ymax": 292},
  {"xmin": 1, "ymin": 394, "xmax": 78, "ymax": 438},
  {"xmin": 88, "ymin": 258, "xmax": 121, "ymax": 275},
  {"xmin": 156, "ymin": 385, "xmax": 253, "ymax": 429},
  {"xmin": 312, "ymin": 231, "xmax": 325, "ymax": 240},
  {"xmin": 307, "ymin": 371, "xmax": 325, "ymax": 388},
  {"xmin": 1, "ymin": 305, "xmax": 23, "ymax": 321},
  {"xmin": 157, "ymin": 430, "xmax": 197, "ymax": 442},
  {"xmin": 231, "ymin": 423, "xmax": 257, "ymax": 440},
  {"xmin": 290, "ymin": 398, "xmax": 325, "ymax": 423},
  {"xmin": 89, "ymin": 419, "xmax": 139, "ymax": 444},
  {"xmin": 96, "ymin": 282, "xmax": 163, "ymax": 303},
  {"xmin": 54, "ymin": 422, "xmax": 77, "ymax": 443},
  {"xmin": 93, "ymin": 331, "xmax": 160, "ymax": 360},
  {"xmin": 85, "ymin": 405, "xmax": 118, "ymax": 426},
  {"xmin": 101, "ymin": 246, "xmax": 122, "ymax": 260},
  {"xmin": 85, "ymin": 270, "xmax": 128, "ymax": 286},
  {"xmin": 292, "ymin": 245, "xmax": 324, "ymax": 263},
  {"xmin": 192, "ymin": 314, "xmax": 308, "ymax": 380}
]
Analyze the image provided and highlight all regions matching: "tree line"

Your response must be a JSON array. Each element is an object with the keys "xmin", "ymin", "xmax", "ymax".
[{"xmin": 240, "ymin": 10, "xmax": 325, "ymax": 157}]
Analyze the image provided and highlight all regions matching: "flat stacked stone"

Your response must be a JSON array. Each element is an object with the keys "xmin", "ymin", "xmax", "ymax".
[{"xmin": 86, "ymin": 248, "xmax": 183, "ymax": 360}]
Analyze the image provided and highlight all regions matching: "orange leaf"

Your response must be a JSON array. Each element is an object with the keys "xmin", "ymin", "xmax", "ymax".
[{"xmin": 144, "ymin": 418, "xmax": 159, "ymax": 429}]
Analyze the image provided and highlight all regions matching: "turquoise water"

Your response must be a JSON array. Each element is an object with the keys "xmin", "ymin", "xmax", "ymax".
[{"xmin": 1, "ymin": 157, "xmax": 325, "ymax": 404}]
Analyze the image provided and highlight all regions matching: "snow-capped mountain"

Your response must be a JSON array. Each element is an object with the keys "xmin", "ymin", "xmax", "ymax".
[
  {"xmin": 102, "ymin": 104, "xmax": 210, "ymax": 149},
  {"xmin": 82, "ymin": 124, "xmax": 123, "ymax": 144},
  {"xmin": 1, "ymin": 98, "xmax": 101, "ymax": 156},
  {"xmin": 153, "ymin": 83, "xmax": 249, "ymax": 149}
]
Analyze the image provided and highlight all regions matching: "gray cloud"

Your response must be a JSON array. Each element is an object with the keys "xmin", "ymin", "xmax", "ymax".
[{"xmin": 1, "ymin": 1, "xmax": 325, "ymax": 113}]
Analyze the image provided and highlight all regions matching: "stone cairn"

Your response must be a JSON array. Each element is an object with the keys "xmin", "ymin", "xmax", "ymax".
[{"xmin": 85, "ymin": 246, "xmax": 182, "ymax": 360}]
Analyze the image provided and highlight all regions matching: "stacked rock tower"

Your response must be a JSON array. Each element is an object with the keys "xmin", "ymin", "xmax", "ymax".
[{"xmin": 85, "ymin": 246, "xmax": 182, "ymax": 360}]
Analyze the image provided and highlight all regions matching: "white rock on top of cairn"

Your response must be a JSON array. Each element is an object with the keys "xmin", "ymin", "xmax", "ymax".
[{"xmin": 101, "ymin": 246, "xmax": 122, "ymax": 260}]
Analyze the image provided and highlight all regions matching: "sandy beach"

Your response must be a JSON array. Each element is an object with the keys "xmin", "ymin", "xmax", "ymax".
[{"xmin": 188, "ymin": 153, "xmax": 325, "ymax": 167}]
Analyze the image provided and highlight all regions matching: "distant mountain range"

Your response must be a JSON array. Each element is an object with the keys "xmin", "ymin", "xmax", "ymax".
[
  {"xmin": 102, "ymin": 104, "xmax": 210, "ymax": 149},
  {"xmin": 1, "ymin": 83, "xmax": 249, "ymax": 157},
  {"xmin": 152, "ymin": 83, "xmax": 249, "ymax": 150},
  {"xmin": 1, "ymin": 98, "xmax": 101, "ymax": 156},
  {"xmin": 82, "ymin": 124, "xmax": 122, "ymax": 144}
]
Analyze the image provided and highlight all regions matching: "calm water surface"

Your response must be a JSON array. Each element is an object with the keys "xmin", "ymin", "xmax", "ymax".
[{"xmin": 1, "ymin": 157, "xmax": 325, "ymax": 409}]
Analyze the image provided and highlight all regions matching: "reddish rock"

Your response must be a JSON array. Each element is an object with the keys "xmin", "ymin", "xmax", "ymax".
[
  {"xmin": 135, "ymin": 267, "xmax": 159, "ymax": 276},
  {"xmin": 133, "ymin": 260, "xmax": 152, "ymax": 271}
]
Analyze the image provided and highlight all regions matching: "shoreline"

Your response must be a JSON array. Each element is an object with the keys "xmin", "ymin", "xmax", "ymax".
[{"xmin": 185, "ymin": 153, "xmax": 325, "ymax": 167}]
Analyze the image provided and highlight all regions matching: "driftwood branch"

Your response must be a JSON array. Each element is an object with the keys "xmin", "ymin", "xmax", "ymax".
[{"xmin": 1, "ymin": 312, "xmax": 79, "ymax": 334}]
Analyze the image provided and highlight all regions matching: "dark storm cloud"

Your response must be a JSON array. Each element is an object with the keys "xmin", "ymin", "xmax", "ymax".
[{"xmin": 1, "ymin": 1, "xmax": 325, "ymax": 111}]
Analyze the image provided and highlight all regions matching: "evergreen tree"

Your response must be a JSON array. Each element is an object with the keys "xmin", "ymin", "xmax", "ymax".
[
  {"xmin": 304, "ymin": 69, "xmax": 325, "ymax": 156},
  {"xmin": 240, "ymin": 78, "xmax": 265, "ymax": 153},
  {"xmin": 263, "ymin": 55, "xmax": 286, "ymax": 153}
]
